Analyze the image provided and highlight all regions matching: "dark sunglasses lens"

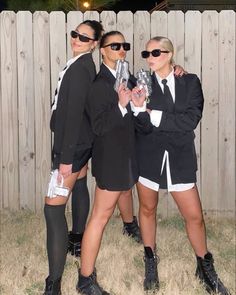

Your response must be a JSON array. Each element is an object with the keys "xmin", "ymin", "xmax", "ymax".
[
  {"xmin": 71, "ymin": 31, "xmax": 78, "ymax": 38},
  {"xmin": 78, "ymin": 34, "xmax": 90, "ymax": 42},
  {"xmin": 152, "ymin": 49, "xmax": 161, "ymax": 57},
  {"xmin": 110, "ymin": 43, "xmax": 121, "ymax": 50},
  {"xmin": 141, "ymin": 51, "xmax": 150, "ymax": 58},
  {"xmin": 123, "ymin": 43, "xmax": 130, "ymax": 51}
]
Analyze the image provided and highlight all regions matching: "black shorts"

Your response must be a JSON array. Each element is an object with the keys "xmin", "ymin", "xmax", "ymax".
[{"xmin": 52, "ymin": 148, "xmax": 92, "ymax": 173}]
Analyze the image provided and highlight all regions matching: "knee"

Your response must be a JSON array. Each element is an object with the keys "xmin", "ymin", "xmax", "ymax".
[
  {"xmin": 140, "ymin": 203, "xmax": 157, "ymax": 218},
  {"xmin": 184, "ymin": 212, "xmax": 204, "ymax": 226},
  {"xmin": 90, "ymin": 209, "xmax": 113, "ymax": 229}
]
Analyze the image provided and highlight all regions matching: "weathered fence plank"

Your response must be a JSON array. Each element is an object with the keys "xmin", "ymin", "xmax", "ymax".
[
  {"xmin": 83, "ymin": 11, "xmax": 100, "ymax": 71},
  {"xmin": 151, "ymin": 11, "xmax": 168, "ymax": 36},
  {"xmin": 49, "ymin": 12, "xmax": 67, "ymax": 100},
  {"xmin": 133, "ymin": 11, "xmax": 150, "ymax": 74},
  {"xmin": 218, "ymin": 10, "xmax": 235, "ymax": 215},
  {"xmin": 100, "ymin": 10, "xmax": 116, "ymax": 32},
  {"xmin": 167, "ymin": 11, "xmax": 185, "ymax": 67},
  {"xmin": 33, "ymin": 11, "xmax": 51, "ymax": 211},
  {"xmin": 185, "ymin": 11, "xmax": 202, "ymax": 195},
  {"xmin": 17, "ymin": 11, "xmax": 35, "ymax": 210},
  {"xmin": 66, "ymin": 11, "xmax": 83, "ymax": 60},
  {"xmin": 201, "ymin": 11, "xmax": 219, "ymax": 213},
  {"xmin": 117, "ymin": 11, "xmax": 134, "ymax": 73},
  {"xmin": 0, "ymin": 11, "xmax": 19, "ymax": 210}
]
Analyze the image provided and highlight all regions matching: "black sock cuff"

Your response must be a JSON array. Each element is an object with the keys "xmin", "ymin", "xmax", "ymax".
[
  {"xmin": 44, "ymin": 203, "xmax": 66, "ymax": 209},
  {"xmin": 76, "ymin": 175, "xmax": 87, "ymax": 183}
]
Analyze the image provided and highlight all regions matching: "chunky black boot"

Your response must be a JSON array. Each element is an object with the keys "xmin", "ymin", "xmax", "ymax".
[
  {"xmin": 77, "ymin": 269, "xmax": 110, "ymax": 295},
  {"xmin": 68, "ymin": 231, "xmax": 83, "ymax": 257},
  {"xmin": 143, "ymin": 247, "xmax": 160, "ymax": 291},
  {"xmin": 123, "ymin": 216, "xmax": 142, "ymax": 243},
  {"xmin": 43, "ymin": 276, "xmax": 62, "ymax": 295},
  {"xmin": 195, "ymin": 252, "xmax": 231, "ymax": 295}
]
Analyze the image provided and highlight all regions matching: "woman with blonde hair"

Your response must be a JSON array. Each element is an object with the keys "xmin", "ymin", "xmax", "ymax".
[{"xmin": 131, "ymin": 36, "xmax": 230, "ymax": 295}]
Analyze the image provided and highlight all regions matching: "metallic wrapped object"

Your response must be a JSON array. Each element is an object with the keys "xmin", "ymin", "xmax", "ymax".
[
  {"xmin": 46, "ymin": 169, "xmax": 69, "ymax": 198},
  {"xmin": 136, "ymin": 69, "xmax": 152, "ymax": 99},
  {"xmin": 114, "ymin": 59, "xmax": 130, "ymax": 92}
]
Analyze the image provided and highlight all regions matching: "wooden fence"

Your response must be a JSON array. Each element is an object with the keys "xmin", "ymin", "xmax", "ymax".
[{"xmin": 0, "ymin": 10, "xmax": 235, "ymax": 217}]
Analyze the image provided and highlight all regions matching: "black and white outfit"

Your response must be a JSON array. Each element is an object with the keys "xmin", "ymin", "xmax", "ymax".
[
  {"xmin": 44, "ymin": 52, "xmax": 96, "ymax": 284},
  {"xmin": 50, "ymin": 52, "xmax": 96, "ymax": 171},
  {"xmin": 88, "ymin": 63, "xmax": 138, "ymax": 191},
  {"xmin": 132, "ymin": 70, "xmax": 204, "ymax": 191}
]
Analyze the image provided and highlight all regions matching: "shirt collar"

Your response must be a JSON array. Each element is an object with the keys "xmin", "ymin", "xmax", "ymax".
[
  {"xmin": 155, "ymin": 67, "xmax": 174, "ymax": 84},
  {"xmin": 103, "ymin": 62, "xmax": 117, "ymax": 78},
  {"xmin": 67, "ymin": 51, "xmax": 90, "ymax": 67}
]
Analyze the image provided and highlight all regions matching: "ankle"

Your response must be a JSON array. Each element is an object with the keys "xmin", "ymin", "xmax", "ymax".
[{"xmin": 123, "ymin": 216, "xmax": 136, "ymax": 224}]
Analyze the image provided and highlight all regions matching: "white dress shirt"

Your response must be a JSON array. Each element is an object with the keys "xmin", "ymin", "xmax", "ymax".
[{"xmin": 131, "ymin": 70, "xmax": 194, "ymax": 192}]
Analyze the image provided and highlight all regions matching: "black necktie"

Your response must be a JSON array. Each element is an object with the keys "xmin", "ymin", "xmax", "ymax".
[{"xmin": 161, "ymin": 79, "xmax": 174, "ymax": 112}]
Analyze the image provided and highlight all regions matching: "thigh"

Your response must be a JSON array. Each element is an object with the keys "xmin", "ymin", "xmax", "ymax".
[
  {"xmin": 45, "ymin": 171, "xmax": 80, "ymax": 205},
  {"xmin": 78, "ymin": 163, "xmax": 88, "ymax": 179},
  {"xmin": 91, "ymin": 187, "xmax": 121, "ymax": 218},
  {"xmin": 136, "ymin": 182, "xmax": 158, "ymax": 210},
  {"xmin": 119, "ymin": 189, "xmax": 132, "ymax": 199},
  {"xmin": 171, "ymin": 185, "xmax": 203, "ymax": 219}
]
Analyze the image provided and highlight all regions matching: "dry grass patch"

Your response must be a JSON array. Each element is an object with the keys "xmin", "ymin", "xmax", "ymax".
[{"xmin": 0, "ymin": 210, "xmax": 235, "ymax": 295}]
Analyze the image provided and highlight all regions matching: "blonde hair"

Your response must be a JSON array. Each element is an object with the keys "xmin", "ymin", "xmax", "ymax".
[{"xmin": 150, "ymin": 36, "xmax": 175, "ymax": 65}]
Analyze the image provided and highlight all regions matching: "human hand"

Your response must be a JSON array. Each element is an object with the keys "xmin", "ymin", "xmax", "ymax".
[
  {"xmin": 131, "ymin": 86, "xmax": 146, "ymax": 107},
  {"xmin": 118, "ymin": 83, "xmax": 131, "ymax": 108},
  {"xmin": 174, "ymin": 65, "xmax": 187, "ymax": 77},
  {"xmin": 59, "ymin": 163, "xmax": 72, "ymax": 180}
]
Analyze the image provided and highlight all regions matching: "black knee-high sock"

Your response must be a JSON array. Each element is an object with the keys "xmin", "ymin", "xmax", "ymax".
[
  {"xmin": 71, "ymin": 176, "xmax": 90, "ymax": 234},
  {"xmin": 44, "ymin": 204, "xmax": 68, "ymax": 281}
]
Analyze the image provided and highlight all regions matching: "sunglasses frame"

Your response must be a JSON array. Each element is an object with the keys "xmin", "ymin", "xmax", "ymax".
[
  {"xmin": 141, "ymin": 49, "xmax": 170, "ymax": 58},
  {"xmin": 70, "ymin": 30, "xmax": 95, "ymax": 42},
  {"xmin": 102, "ymin": 42, "xmax": 131, "ymax": 51}
]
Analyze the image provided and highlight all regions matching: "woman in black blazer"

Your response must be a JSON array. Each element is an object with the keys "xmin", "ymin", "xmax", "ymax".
[
  {"xmin": 77, "ymin": 31, "xmax": 138, "ymax": 295},
  {"xmin": 43, "ymin": 20, "xmax": 103, "ymax": 295},
  {"xmin": 131, "ymin": 36, "xmax": 230, "ymax": 295}
]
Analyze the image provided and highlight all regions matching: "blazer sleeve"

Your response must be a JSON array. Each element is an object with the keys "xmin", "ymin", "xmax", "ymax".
[
  {"xmin": 158, "ymin": 75, "xmax": 204, "ymax": 132},
  {"xmin": 134, "ymin": 111, "xmax": 153, "ymax": 134},
  {"xmin": 60, "ymin": 63, "xmax": 91, "ymax": 164},
  {"xmin": 88, "ymin": 80, "xmax": 126, "ymax": 136}
]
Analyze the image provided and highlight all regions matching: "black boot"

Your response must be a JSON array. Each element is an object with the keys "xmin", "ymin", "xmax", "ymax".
[
  {"xmin": 195, "ymin": 252, "xmax": 231, "ymax": 295},
  {"xmin": 76, "ymin": 269, "xmax": 110, "ymax": 295},
  {"xmin": 43, "ymin": 276, "xmax": 62, "ymax": 295},
  {"xmin": 68, "ymin": 231, "xmax": 83, "ymax": 257},
  {"xmin": 123, "ymin": 216, "xmax": 142, "ymax": 243},
  {"xmin": 143, "ymin": 247, "xmax": 160, "ymax": 291}
]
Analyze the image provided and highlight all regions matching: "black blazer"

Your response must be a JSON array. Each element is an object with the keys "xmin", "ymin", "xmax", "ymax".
[
  {"xmin": 135, "ymin": 73, "xmax": 204, "ymax": 186},
  {"xmin": 88, "ymin": 63, "xmax": 138, "ymax": 191},
  {"xmin": 50, "ymin": 53, "xmax": 96, "ymax": 164}
]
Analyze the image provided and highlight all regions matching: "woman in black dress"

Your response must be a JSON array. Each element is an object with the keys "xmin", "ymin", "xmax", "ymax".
[
  {"xmin": 131, "ymin": 36, "xmax": 230, "ymax": 295},
  {"xmin": 77, "ymin": 31, "xmax": 138, "ymax": 295},
  {"xmin": 43, "ymin": 20, "xmax": 103, "ymax": 295}
]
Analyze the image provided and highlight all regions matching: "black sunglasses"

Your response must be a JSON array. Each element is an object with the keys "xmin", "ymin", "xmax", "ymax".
[
  {"xmin": 70, "ymin": 30, "xmax": 95, "ymax": 42},
  {"xmin": 102, "ymin": 42, "xmax": 131, "ymax": 51},
  {"xmin": 141, "ymin": 49, "xmax": 170, "ymax": 58}
]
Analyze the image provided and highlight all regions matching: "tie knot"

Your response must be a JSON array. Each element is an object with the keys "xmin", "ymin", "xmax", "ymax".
[{"xmin": 161, "ymin": 79, "xmax": 167, "ymax": 85}]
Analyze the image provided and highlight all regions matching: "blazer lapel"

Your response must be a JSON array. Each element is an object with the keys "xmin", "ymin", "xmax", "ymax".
[{"xmin": 100, "ymin": 63, "xmax": 116, "ymax": 85}]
